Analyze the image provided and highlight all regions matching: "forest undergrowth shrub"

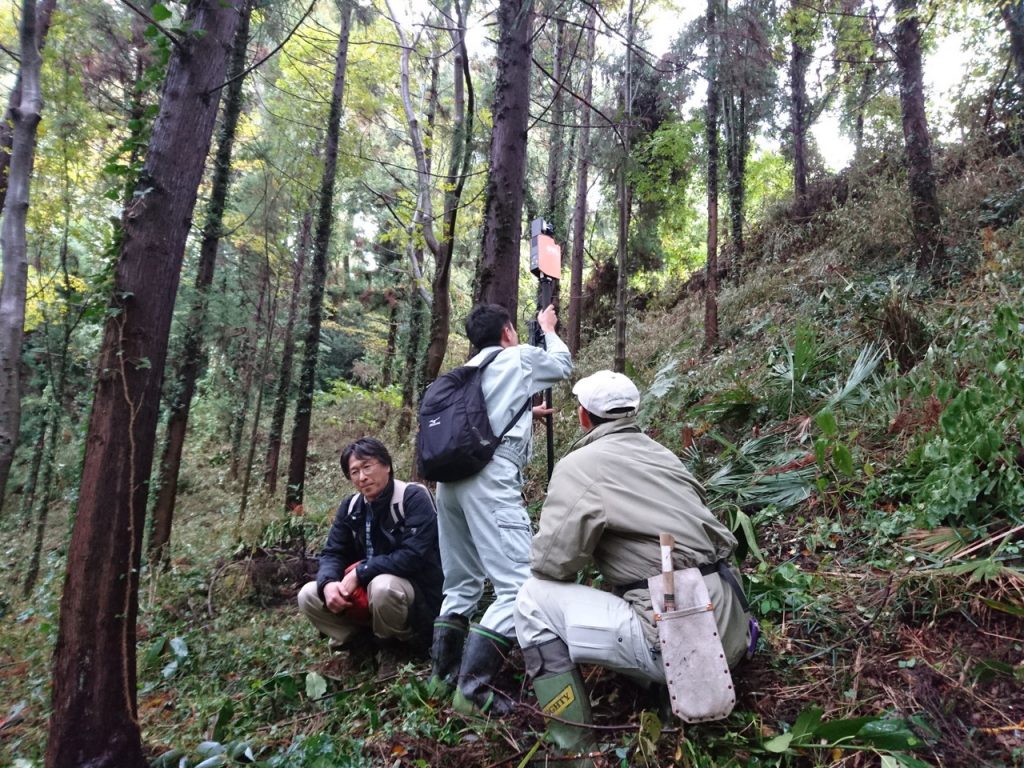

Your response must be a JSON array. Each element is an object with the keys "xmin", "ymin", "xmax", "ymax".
[
  {"xmin": 872, "ymin": 304, "xmax": 1024, "ymax": 535},
  {"xmin": 825, "ymin": 172, "xmax": 912, "ymax": 267}
]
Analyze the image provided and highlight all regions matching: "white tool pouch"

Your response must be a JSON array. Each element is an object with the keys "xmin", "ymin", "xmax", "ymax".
[{"xmin": 647, "ymin": 567, "xmax": 736, "ymax": 722}]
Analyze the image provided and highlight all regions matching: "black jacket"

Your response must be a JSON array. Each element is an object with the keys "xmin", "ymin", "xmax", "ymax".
[{"xmin": 315, "ymin": 479, "xmax": 443, "ymax": 633}]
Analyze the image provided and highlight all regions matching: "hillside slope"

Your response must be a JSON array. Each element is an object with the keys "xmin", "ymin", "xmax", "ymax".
[{"xmin": 1, "ymin": 137, "xmax": 1022, "ymax": 767}]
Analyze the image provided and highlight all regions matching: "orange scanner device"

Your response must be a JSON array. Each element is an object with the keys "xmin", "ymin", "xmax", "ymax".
[{"xmin": 530, "ymin": 218, "xmax": 561, "ymax": 280}]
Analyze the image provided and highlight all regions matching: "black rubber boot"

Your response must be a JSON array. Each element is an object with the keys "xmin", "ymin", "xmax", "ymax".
[
  {"xmin": 429, "ymin": 613, "xmax": 468, "ymax": 695},
  {"xmin": 452, "ymin": 624, "xmax": 517, "ymax": 717}
]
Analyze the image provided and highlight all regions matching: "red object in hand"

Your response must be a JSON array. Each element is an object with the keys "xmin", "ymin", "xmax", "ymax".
[{"xmin": 343, "ymin": 562, "xmax": 371, "ymax": 623}]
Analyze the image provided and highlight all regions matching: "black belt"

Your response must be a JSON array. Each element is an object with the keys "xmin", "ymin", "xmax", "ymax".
[{"xmin": 613, "ymin": 559, "xmax": 750, "ymax": 613}]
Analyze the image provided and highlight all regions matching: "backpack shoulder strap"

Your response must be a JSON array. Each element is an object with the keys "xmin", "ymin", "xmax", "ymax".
[
  {"xmin": 497, "ymin": 397, "xmax": 532, "ymax": 439},
  {"xmin": 347, "ymin": 494, "xmax": 360, "ymax": 517},
  {"xmin": 474, "ymin": 348, "xmax": 504, "ymax": 370},
  {"xmin": 389, "ymin": 480, "xmax": 408, "ymax": 527},
  {"xmin": 389, "ymin": 480, "xmax": 436, "ymax": 527}
]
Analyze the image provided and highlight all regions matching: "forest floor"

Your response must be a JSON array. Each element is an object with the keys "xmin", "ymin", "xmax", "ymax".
[{"xmin": 2, "ymin": 138, "xmax": 1024, "ymax": 767}]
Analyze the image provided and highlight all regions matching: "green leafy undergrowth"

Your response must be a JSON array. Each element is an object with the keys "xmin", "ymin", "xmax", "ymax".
[{"xmin": 875, "ymin": 304, "xmax": 1024, "ymax": 533}]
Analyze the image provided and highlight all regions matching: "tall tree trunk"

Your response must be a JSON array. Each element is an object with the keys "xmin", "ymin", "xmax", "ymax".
[
  {"xmin": 724, "ymin": 90, "xmax": 748, "ymax": 260},
  {"xmin": 705, "ymin": 0, "xmax": 721, "ymax": 350},
  {"xmin": 474, "ymin": 0, "xmax": 534, "ymax": 317},
  {"xmin": 24, "ymin": 193, "xmax": 78, "ymax": 595},
  {"xmin": 239, "ymin": 266, "xmax": 275, "ymax": 521},
  {"xmin": 1002, "ymin": 1, "xmax": 1024, "ymax": 94},
  {"xmin": 613, "ymin": 0, "xmax": 634, "ymax": 374},
  {"xmin": 789, "ymin": 31, "xmax": 810, "ymax": 217},
  {"xmin": 893, "ymin": 0, "xmax": 945, "ymax": 276},
  {"xmin": 0, "ymin": 0, "xmax": 55, "ymax": 217},
  {"xmin": 286, "ymin": 1, "xmax": 352, "ymax": 511},
  {"xmin": 568, "ymin": 7, "xmax": 596, "ymax": 358},
  {"xmin": 545, "ymin": 15, "xmax": 569, "ymax": 243},
  {"xmin": 424, "ymin": 0, "xmax": 474, "ymax": 382},
  {"xmin": 25, "ymin": 55, "xmax": 88, "ymax": 592},
  {"xmin": 398, "ymin": 288, "xmax": 426, "ymax": 438},
  {"xmin": 149, "ymin": 1, "xmax": 252, "ymax": 567},
  {"xmin": 0, "ymin": 0, "xmax": 45, "ymax": 514},
  {"xmin": 390, "ymin": 0, "xmax": 474, "ymax": 385},
  {"xmin": 46, "ymin": 4, "xmax": 241, "ymax": 766},
  {"xmin": 263, "ymin": 210, "xmax": 310, "ymax": 494},
  {"xmin": 382, "ymin": 289, "xmax": 399, "ymax": 387}
]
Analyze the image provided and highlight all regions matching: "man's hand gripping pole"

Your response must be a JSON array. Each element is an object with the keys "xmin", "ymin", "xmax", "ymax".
[{"xmin": 529, "ymin": 218, "xmax": 561, "ymax": 482}]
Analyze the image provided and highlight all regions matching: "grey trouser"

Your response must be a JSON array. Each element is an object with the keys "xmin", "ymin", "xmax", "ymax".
[
  {"xmin": 297, "ymin": 574, "xmax": 415, "ymax": 646},
  {"xmin": 436, "ymin": 456, "xmax": 533, "ymax": 636},
  {"xmin": 513, "ymin": 577, "xmax": 665, "ymax": 684}
]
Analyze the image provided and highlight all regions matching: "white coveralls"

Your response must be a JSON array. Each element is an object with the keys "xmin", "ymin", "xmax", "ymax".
[{"xmin": 436, "ymin": 332, "xmax": 572, "ymax": 635}]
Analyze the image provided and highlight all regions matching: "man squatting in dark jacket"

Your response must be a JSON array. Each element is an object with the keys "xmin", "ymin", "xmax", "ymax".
[{"xmin": 297, "ymin": 438, "xmax": 443, "ymax": 650}]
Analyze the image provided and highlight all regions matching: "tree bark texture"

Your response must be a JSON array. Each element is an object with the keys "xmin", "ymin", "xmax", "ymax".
[
  {"xmin": 893, "ymin": 0, "xmax": 945, "ymax": 275},
  {"xmin": 149, "ymin": 0, "xmax": 252, "ymax": 567},
  {"xmin": 399, "ymin": 289, "xmax": 426, "ymax": 438},
  {"xmin": 545, "ymin": 16, "xmax": 569, "ymax": 243},
  {"xmin": 705, "ymin": 0, "xmax": 721, "ymax": 349},
  {"xmin": 568, "ymin": 7, "xmax": 596, "ymax": 358},
  {"xmin": 724, "ymin": 91, "xmax": 748, "ymax": 259},
  {"xmin": 263, "ymin": 210, "xmax": 310, "ymax": 494},
  {"xmin": 613, "ymin": 0, "xmax": 634, "ymax": 374},
  {"xmin": 789, "ymin": 29, "xmax": 810, "ymax": 216},
  {"xmin": 0, "ymin": 0, "xmax": 55, "ymax": 217},
  {"xmin": 382, "ymin": 289, "xmax": 399, "ymax": 387},
  {"xmin": 286, "ymin": 2, "xmax": 352, "ymax": 510},
  {"xmin": 0, "ymin": 0, "xmax": 45, "ymax": 513},
  {"xmin": 474, "ymin": 0, "xmax": 533, "ymax": 318},
  {"xmin": 46, "ymin": 3, "xmax": 241, "ymax": 766}
]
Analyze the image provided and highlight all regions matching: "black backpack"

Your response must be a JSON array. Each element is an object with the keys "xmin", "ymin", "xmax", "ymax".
[{"xmin": 416, "ymin": 349, "xmax": 530, "ymax": 482}]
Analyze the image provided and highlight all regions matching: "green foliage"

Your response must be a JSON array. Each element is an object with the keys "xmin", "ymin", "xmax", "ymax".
[
  {"xmin": 746, "ymin": 561, "xmax": 818, "ymax": 618},
  {"xmin": 879, "ymin": 305, "xmax": 1024, "ymax": 530},
  {"xmin": 761, "ymin": 706, "xmax": 929, "ymax": 765},
  {"xmin": 317, "ymin": 379, "xmax": 401, "ymax": 424}
]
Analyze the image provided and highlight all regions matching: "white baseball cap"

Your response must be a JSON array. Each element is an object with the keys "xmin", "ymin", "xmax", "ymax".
[{"xmin": 572, "ymin": 370, "xmax": 640, "ymax": 419}]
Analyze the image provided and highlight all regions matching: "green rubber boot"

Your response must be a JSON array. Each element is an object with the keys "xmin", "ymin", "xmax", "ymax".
[{"xmin": 532, "ymin": 667, "xmax": 594, "ymax": 754}]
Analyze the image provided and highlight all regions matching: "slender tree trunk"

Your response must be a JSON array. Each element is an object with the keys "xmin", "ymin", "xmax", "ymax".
[
  {"xmin": 23, "ymin": 354, "xmax": 63, "ymax": 595},
  {"xmin": 382, "ymin": 290, "xmax": 399, "ymax": 387},
  {"xmin": 25, "ymin": 61, "xmax": 86, "ymax": 593},
  {"xmin": 568, "ymin": 7, "xmax": 596, "ymax": 358},
  {"xmin": 424, "ymin": 0, "xmax": 474, "ymax": 383},
  {"xmin": 149, "ymin": 1, "xmax": 252, "ymax": 567},
  {"xmin": 0, "ymin": 0, "xmax": 45, "ymax": 514},
  {"xmin": 613, "ymin": 0, "xmax": 634, "ymax": 373},
  {"xmin": 1002, "ymin": 1, "xmax": 1024, "ymax": 94},
  {"xmin": 398, "ymin": 288, "xmax": 426, "ymax": 438},
  {"xmin": 474, "ymin": 0, "xmax": 534, "ymax": 317},
  {"xmin": 239, "ymin": 270, "xmax": 276, "ymax": 522},
  {"xmin": 790, "ymin": 31, "xmax": 810, "ymax": 217},
  {"xmin": 46, "ymin": 4, "xmax": 241, "ymax": 766},
  {"xmin": 545, "ymin": 16, "xmax": 569, "ymax": 242},
  {"xmin": 19, "ymin": 428, "xmax": 43, "ymax": 523},
  {"xmin": 387, "ymin": 0, "xmax": 472, "ymax": 384},
  {"xmin": 0, "ymin": 0, "xmax": 55, "ymax": 217},
  {"xmin": 724, "ymin": 91, "xmax": 748, "ymax": 260},
  {"xmin": 263, "ymin": 210, "xmax": 310, "ymax": 493},
  {"xmin": 705, "ymin": 0, "xmax": 721, "ymax": 349},
  {"xmin": 286, "ymin": 1, "xmax": 352, "ymax": 511},
  {"xmin": 893, "ymin": 0, "xmax": 945, "ymax": 276}
]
